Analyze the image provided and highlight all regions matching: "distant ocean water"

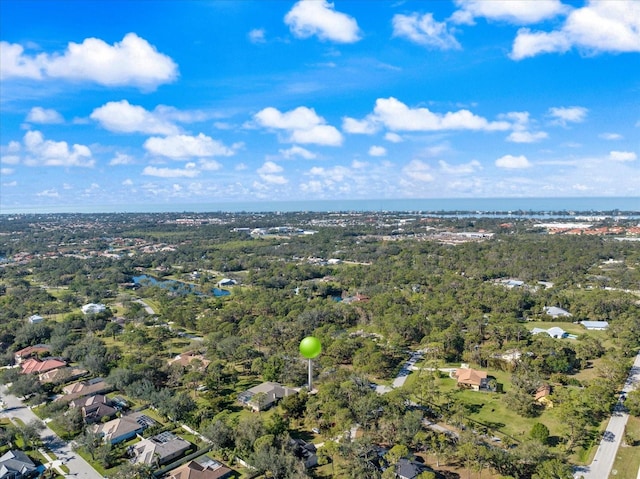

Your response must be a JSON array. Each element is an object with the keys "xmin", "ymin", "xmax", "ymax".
[{"xmin": 1, "ymin": 197, "xmax": 639, "ymax": 215}]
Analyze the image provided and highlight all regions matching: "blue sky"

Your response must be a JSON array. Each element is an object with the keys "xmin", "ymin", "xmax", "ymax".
[{"xmin": 1, "ymin": 0, "xmax": 639, "ymax": 212}]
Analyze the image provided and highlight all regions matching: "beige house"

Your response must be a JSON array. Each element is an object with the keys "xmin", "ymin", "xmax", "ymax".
[
  {"xmin": 535, "ymin": 385, "xmax": 553, "ymax": 408},
  {"xmin": 132, "ymin": 432, "xmax": 191, "ymax": 466},
  {"xmin": 168, "ymin": 351, "xmax": 211, "ymax": 371},
  {"xmin": 452, "ymin": 367, "xmax": 488, "ymax": 391},
  {"xmin": 167, "ymin": 456, "xmax": 233, "ymax": 479},
  {"xmin": 238, "ymin": 381, "xmax": 298, "ymax": 411}
]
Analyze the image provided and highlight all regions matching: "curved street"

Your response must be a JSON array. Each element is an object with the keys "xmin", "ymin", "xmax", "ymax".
[
  {"xmin": 0, "ymin": 384, "xmax": 103, "ymax": 479},
  {"xmin": 573, "ymin": 350, "xmax": 640, "ymax": 479}
]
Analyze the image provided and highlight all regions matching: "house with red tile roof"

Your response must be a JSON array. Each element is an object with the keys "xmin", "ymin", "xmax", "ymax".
[
  {"xmin": 167, "ymin": 456, "xmax": 233, "ymax": 479},
  {"xmin": 20, "ymin": 357, "xmax": 66, "ymax": 375},
  {"xmin": 452, "ymin": 367, "xmax": 488, "ymax": 391},
  {"xmin": 168, "ymin": 351, "xmax": 211, "ymax": 371},
  {"xmin": 14, "ymin": 344, "xmax": 51, "ymax": 364}
]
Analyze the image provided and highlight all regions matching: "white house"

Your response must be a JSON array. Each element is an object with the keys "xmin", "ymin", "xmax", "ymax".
[
  {"xmin": 544, "ymin": 306, "xmax": 572, "ymax": 318},
  {"xmin": 580, "ymin": 320, "xmax": 609, "ymax": 330},
  {"xmin": 532, "ymin": 327, "xmax": 568, "ymax": 339},
  {"xmin": 81, "ymin": 303, "xmax": 106, "ymax": 315},
  {"xmin": 28, "ymin": 314, "xmax": 44, "ymax": 324}
]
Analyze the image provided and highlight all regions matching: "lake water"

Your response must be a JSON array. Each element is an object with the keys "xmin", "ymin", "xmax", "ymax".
[{"xmin": 132, "ymin": 275, "xmax": 230, "ymax": 297}]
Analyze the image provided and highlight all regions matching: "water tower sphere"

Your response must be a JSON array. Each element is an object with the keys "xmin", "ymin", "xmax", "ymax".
[{"xmin": 300, "ymin": 336, "xmax": 322, "ymax": 359}]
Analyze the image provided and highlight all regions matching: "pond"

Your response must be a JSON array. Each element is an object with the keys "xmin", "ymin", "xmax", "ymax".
[{"xmin": 132, "ymin": 275, "xmax": 230, "ymax": 297}]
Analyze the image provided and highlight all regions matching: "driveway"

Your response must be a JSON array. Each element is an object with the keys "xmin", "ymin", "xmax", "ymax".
[
  {"xmin": 0, "ymin": 385, "xmax": 103, "ymax": 479},
  {"xmin": 573, "ymin": 350, "xmax": 640, "ymax": 479}
]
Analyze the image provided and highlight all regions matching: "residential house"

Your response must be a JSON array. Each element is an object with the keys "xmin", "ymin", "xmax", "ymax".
[
  {"xmin": 38, "ymin": 366, "xmax": 87, "ymax": 385},
  {"xmin": 395, "ymin": 458, "xmax": 433, "ymax": 479},
  {"xmin": 69, "ymin": 395, "xmax": 117, "ymax": 423},
  {"xmin": 0, "ymin": 450, "xmax": 38, "ymax": 479},
  {"xmin": 544, "ymin": 306, "xmax": 572, "ymax": 318},
  {"xmin": 291, "ymin": 439, "xmax": 318, "ymax": 468},
  {"xmin": 131, "ymin": 431, "xmax": 191, "ymax": 466},
  {"xmin": 166, "ymin": 456, "xmax": 233, "ymax": 479},
  {"xmin": 81, "ymin": 303, "xmax": 106, "ymax": 315},
  {"xmin": 27, "ymin": 315, "xmax": 44, "ymax": 324},
  {"xmin": 20, "ymin": 358, "xmax": 66, "ymax": 375},
  {"xmin": 580, "ymin": 320, "xmax": 609, "ymax": 330},
  {"xmin": 531, "ymin": 327, "xmax": 567, "ymax": 339},
  {"xmin": 168, "ymin": 351, "xmax": 211, "ymax": 371},
  {"xmin": 452, "ymin": 367, "xmax": 488, "ymax": 391},
  {"xmin": 93, "ymin": 413, "xmax": 155, "ymax": 445},
  {"xmin": 535, "ymin": 385, "xmax": 553, "ymax": 408},
  {"xmin": 217, "ymin": 278, "xmax": 237, "ymax": 287},
  {"xmin": 14, "ymin": 345, "xmax": 51, "ymax": 364},
  {"xmin": 495, "ymin": 349, "xmax": 522, "ymax": 364},
  {"xmin": 238, "ymin": 381, "xmax": 298, "ymax": 412},
  {"xmin": 59, "ymin": 377, "xmax": 111, "ymax": 402}
]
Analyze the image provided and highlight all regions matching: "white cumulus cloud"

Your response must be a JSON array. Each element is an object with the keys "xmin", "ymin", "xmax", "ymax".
[
  {"xmin": 392, "ymin": 13, "xmax": 461, "ymax": 50},
  {"xmin": 495, "ymin": 154, "xmax": 532, "ymax": 169},
  {"xmin": 144, "ymin": 133, "xmax": 235, "ymax": 159},
  {"xmin": 507, "ymin": 130, "xmax": 549, "ymax": 143},
  {"xmin": 26, "ymin": 107, "xmax": 64, "ymax": 124},
  {"xmin": 501, "ymin": 111, "xmax": 548, "ymax": 143},
  {"xmin": 342, "ymin": 117, "xmax": 379, "ymax": 134},
  {"xmin": 23, "ymin": 130, "xmax": 94, "ymax": 167},
  {"xmin": 510, "ymin": 1, "xmax": 640, "ymax": 60},
  {"xmin": 0, "ymin": 33, "xmax": 178, "ymax": 90},
  {"xmin": 199, "ymin": 159, "xmax": 223, "ymax": 171},
  {"xmin": 385, "ymin": 132, "xmax": 404, "ymax": 143},
  {"xmin": 370, "ymin": 97, "xmax": 510, "ymax": 132},
  {"xmin": 368, "ymin": 146, "xmax": 387, "ymax": 157},
  {"xmin": 439, "ymin": 160, "xmax": 482, "ymax": 174},
  {"xmin": 609, "ymin": 151, "xmax": 637, "ymax": 162},
  {"xmin": 110, "ymin": 153, "xmax": 135, "ymax": 165},
  {"xmin": 599, "ymin": 133, "xmax": 623, "ymax": 140},
  {"xmin": 254, "ymin": 106, "xmax": 343, "ymax": 146},
  {"xmin": 257, "ymin": 161, "xmax": 287, "ymax": 184},
  {"xmin": 142, "ymin": 163, "xmax": 200, "ymax": 178},
  {"xmin": 403, "ymin": 159, "xmax": 434, "ymax": 182},
  {"xmin": 91, "ymin": 100, "xmax": 180, "ymax": 135},
  {"xmin": 36, "ymin": 189, "xmax": 60, "ymax": 198},
  {"xmin": 249, "ymin": 28, "xmax": 266, "ymax": 44},
  {"xmin": 280, "ymin": 145, "xmax": 317, "ymax": 159},
  {"xmin": 285, "ymin": 0, "xmax": 361, "ymax": 43},
  {"xmin": 548, "ymin": 106, "xmax": 588, "ymax": 126},
  {"xmin": 451, "ymin": 0, "xmax": 568, "ymax": 25}
]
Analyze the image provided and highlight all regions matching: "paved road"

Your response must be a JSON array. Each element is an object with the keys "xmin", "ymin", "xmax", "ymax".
[
  {"xmin": 134, "ymin": 298, "xmax": 156, "ymax": 315},
  {"xmin": 0, "ymin": 385, "xmax": 103, "ymax": 479},
  {"xmin": 573, "ymin": 351, "xmax": 640, "ymax": 479},
  {"xmin": 374, "ymin": 349, "xmax": 425, "ymax": 394}
]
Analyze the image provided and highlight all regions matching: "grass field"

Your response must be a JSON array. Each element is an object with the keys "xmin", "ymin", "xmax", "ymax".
[{"xmin": 610, "ymin": 415, "xmax": 640, "ymax": 479}]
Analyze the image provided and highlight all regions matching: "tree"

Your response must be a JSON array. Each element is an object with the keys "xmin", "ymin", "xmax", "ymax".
[
  {"xmin": 281, "ymin": 389, "xmax": 308, "ymax": 420},
  {"xmin": 428, "ymin": 432, "xmax": 451, "ymax": 468},
  {"xmin": 52, "ymin": 406, "xmax": 83, "ymax": 439},
  {"xmin": 202, "ymin": 419, "xmax": 233, "ymax": 451},
  {"xmin": 74, "ymin": 428, "xmax": 103, "ymax": 460},
  {"xmin": 94, "ymin": 441, "xmax": 116, "ymax": 469},
  {"xmin": 0, "ymin": 424, "xmax": 18, "ymax": 447},
  {"xmin": 626, "ymin": 389, "xmax": 640, "ymax": 417},
  {"xmin": 19, "ymin": 419, "xmax": 44, "ymax": 450},
  {"xmin": 532, "ymin": 458, "xmax": 573, "ymax": 479},
  {"xmin": 107, "ymin": 462, "xmax": 155, "ymax": 479},
  {"xmin": 530, "ymin": 422, "xmax": 550, "ymax": 445},
  {"xmin": 317, "ymin": 440, "xmax": 340, "ymax": 477},
  {"xmin": 8, "ymin": 373, "xmax": 43, "ymax": 399}
]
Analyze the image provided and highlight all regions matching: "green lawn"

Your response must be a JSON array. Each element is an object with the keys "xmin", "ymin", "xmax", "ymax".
[{"xmin": 610, "ymin": 415, "xmax": 640, "ymax": 479}]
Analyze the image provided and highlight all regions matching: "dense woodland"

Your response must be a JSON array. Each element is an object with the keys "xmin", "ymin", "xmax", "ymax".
[{"xmin": 1, "ymin": 212, "xmax": 640, "ymax": 479}]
